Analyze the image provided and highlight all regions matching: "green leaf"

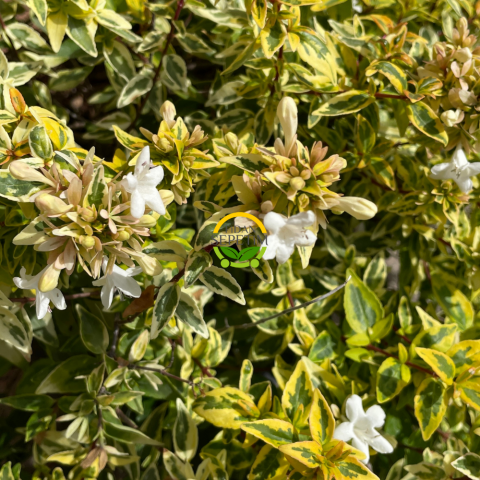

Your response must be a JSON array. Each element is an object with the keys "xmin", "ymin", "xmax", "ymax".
[
  {"xmin": 406, "ymin": 102, "xmax": 448, "ymax": 146},
  {"xmin": 151, "ymin": 282, "xmax": 181, "ymax": 339},
  {"xmin": 376, "ymin": 357, "xmax": 411, "ymax": 403},
  {"xmin": 241, "ymin": 419, "xmax": 294, "ymax": 447},
  {"xmin": 282, "ymin": 359, "xmax": 314, "ymax": 427},
  {"xmin": 0, "ymin": 169, "xmax": 45, "ymax": 202},
  {"xmin": 278, "ymin": 441, "xmax": 323, "ymax": 469},
  {"xmin": 173, "ymin": 398, "xmax": 198, "ymax": 463},
  {"xmin": 308, "ymin": 331, "xmax": 336, "ymax": 363},
  {"xmin": 452, "ymin": 453, "xmax": 480, "ymax": 480},
  {"xmin": 344, "ymin": 268, "xmax": 384, "ymax": 334},
  {"xmin": 49, "ymin": 67, "xmax": 93, "ymax": 92},
  {"xmin": 0, "ymin": 394, "xmax": 54, "ymax": 411},
  {"xmin": 239, "ymin": 359, "xmax": 253, "ymax": 392},
  {"xmin": 184, "ymin": 250, "xmax": 212, "ymax": 287},
  {"xmin": 447, "ymin": 340, "xmax": 480, "ymax": 376},
  {"xmin": 162, "ymin": 55, "xmax": 188, "ymax": 92},
  {"xmin": 432, "ymin": 278, "xmax": 474, "ymax": 331},
  {"xmin": 36, "ymin": 355, "xmax": 98, "ymax": 394},
  {"xmin": 117, "ymin": 70, "xmax": 153, "ymax": 108},
  {"xmin": 66, "ymin": 17, "xmax": 98, "ymax": 57},
  {"xmin": 313, "ymin": 90, "xmax": 375, "ymax": 117},
  {"xmin": 199, "ymin": 266, "xmax": 246, "ymax": 305},
  {"xmin": 176, "ymin": 292, "xmax": 209, "ymax": 338},
  {"xmin": 104, "ymin": 421, "xmax": 161, "ymax": 446},
  {"xmin": 414, "ymin": 377, "xmax": 448, "ymax": 440},
  {"xmin": 309, "ymin": 388, "xmax": 334, "ymax": 445},
  {"xmin": 247, "ymin": 444, "xmax": 289, "ymax": 480},
  {"xmin": 0, "ymin": 307, "xmax": 31, "ymax": 359},
  {"xmin": 28, "ymin": 0, "xmax": 47, "ymax": 25},
  {"xmin": 415, "ymin": 347, "xmax": 455, "ymax": 384},
  {"xmin": 83, "ymin": 165, "xmax": 108, "ymax": 209},
  {"xmin": 29, "ymin": 125, "xmax": 53, "ymax": 160},
  {"xmin": 76, "ymin": 304, "xmax": 109, "ymax": 354},
  {"xmin": 366, "ymin": 61, "xmax": 408, "ymax": 94},
  {"xmin": 193, "ymin": 386, "xmax": 260, "ymax": 429}
]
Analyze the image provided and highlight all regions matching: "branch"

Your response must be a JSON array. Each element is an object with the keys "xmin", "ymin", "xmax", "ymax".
[
  {"xmin": 219, "ymin": 277, "xmax": 350, "ymax": 332},
  {"xmin": 132, "ymin": 364, "xmax": 194, "ymax": 387},
  {"xmin": 127, "ymin": 0, "xmax": 186, "ymax": 131},
  {"xmin": 366, "ymin": 344, "xmax": 436, "ymax": 377}
]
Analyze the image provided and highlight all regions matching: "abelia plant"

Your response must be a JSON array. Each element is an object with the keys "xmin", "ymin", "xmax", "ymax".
[{"xmin": 0, "ymin": 1, "xmax": 479, "ymax": 480}]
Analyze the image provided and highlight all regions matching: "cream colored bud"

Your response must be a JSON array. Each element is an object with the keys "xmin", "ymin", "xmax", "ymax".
[
  {"xmin": 336, "ymin": 196, "xmax": 378, "ymax": 220},
  {"xmin": 136, "ymin": 215, "xmax": 157, "ymax": 228},
  {"xmin": 277, "ymin": 97, "xmax": 298, "ymax": 154},
  {"xmin": 160, "ymin": 101, "xmax": 176, "ymax": 128},
  {"xmin": 38, "ymin": 264, "xmax": 62, "ymax": 292},
  {"xmin": 441, "ymin": 110, "xmax": 459, "ymax": 127},
  {"xmin": 79, "ymin": 206, "xmax": 97, "ymax": 223},
  {"xmin": 79, "ymin": 235, "xmax": 96, "ymax": 249},
  {"xmin": 35, "ymin": 194, "xmax": 72, "ymax": 216},
  {"xmin": 9, "ymin": 162, "xmax": 56, "ymax": 187},
  {"xmin": 290, "ymin": 166, "xmax": 300, "ymax": 176},
  {"xmin": 290, "ymin": 176, "xmax": 306, "ymax": 191},
  {"xmin": 454, "ymin": 47, "xmax": 472, "ymax": 63},
  {"xmin": 116, "ymin": 231, "xmax": 131, "ymax": 242}
]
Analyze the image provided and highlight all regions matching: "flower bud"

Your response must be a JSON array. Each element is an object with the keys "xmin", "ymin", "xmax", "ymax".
[
  {"xmin": 441, "ymin": 110, "xmax": 459, "ymax": 126},
  {"xmin": 79, "ymin": 235, "xmax": 96, "ymax": 249},
  {"xmin": 160, "ymin": 101, "xmax": 176, "ymax": 128},
  {"xmin": 336, "ymin": 197, "xmax": 378, "ymax": 220},
  {"xmin": 38, "ymin": 263, "xmax": 62, "ymax": 292},
  {"xmin": 116, "ymin": 231, "xmax": 131, "ymax": 242},
  {"xmin": 9, "ymin": 162, "xmax": 56, "ymax": 187},
  {"xmin": 137, "ymin": 215, "xmax": 157, "ymax": 228},
  {"xmin": 35, "ymin": 194, "xmax": 72, "ymax": 216},
  {"xmin": 454, "ymin": 47, "xmax": 472, "ymax": 63},
  {"xmin": 290, "ymin": 176, "xmax": 306, "ymax": 191},
  {"xmin": 79, "ymin": 206, "xmax": 97, "ymax": 223},
  {"xmin": 277, "ymin": 97, "xmax": 298, "ymax": 154}
]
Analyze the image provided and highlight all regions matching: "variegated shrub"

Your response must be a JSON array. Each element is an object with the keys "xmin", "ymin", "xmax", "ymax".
[{"xmin": 0, "ymin": 1, "xmax": 479, "ymax": 480}]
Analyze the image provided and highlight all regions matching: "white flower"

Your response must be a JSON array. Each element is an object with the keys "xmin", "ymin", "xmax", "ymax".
[
  {"xmin": 92, "ymin": 258, "xmax": 142, "ymax": 309},
  {"xmin": 261, "ymin": 211, "xmax": 317, "ymax": 264},
  {"xmin": 13, "ymin": 267, "xmax": 66, "ymax": 320},
  {"xmin": 122, "ymin": 146, "xmax": 165, "ymax": 218},
  {"xmin": 334, "ymin": 394, "xmax": 393, "ymax": 464},
  {"xmin": 430, "ymin": 147, "xmax": 480, "ymax": 193},
  {"xmin": 275, "ymin": 97, "xmax": 298, "ymax": 157}
]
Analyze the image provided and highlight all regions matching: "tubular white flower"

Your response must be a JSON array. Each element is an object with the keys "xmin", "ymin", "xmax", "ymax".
[
  {"xmin": 277, "ymin": 97, "xmax": 298, "ymax": 156},
  {"xmin": 122, "ymin": 146, "xmax": 166, "ymax": 218},
  {"xmin": 92, "ymin": 258, "xmax": 143, "ymax": 309},
  {"xmin": 13, "ymin": 266, "xmax": 66, "ymax": 319},
  {"xmin": 333, "ymin": 394, "xmax": 393, "ymax": 464},
  {"xmin": 335, "ymin": 196, "xmax": 378, "ymax": 220},
  {"xmin": 261, "ymin": 211, "xmax": 316, "ymax": 264},
  {"xmin": 430, "ymin": 147, "xmax": 480, "ymax": 193}
]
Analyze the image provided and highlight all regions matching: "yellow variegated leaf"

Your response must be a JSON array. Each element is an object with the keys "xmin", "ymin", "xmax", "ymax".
[
  {"xmin": 406, "ymin": 102, "xmax": 448, "ymax": 146},
  {"xmin": 193, "ymin": 387, "xmax": 260, "ymax": 429},
  {"xmin": 365, "ymin": 61, "xmax": 408, "ymax": 94},
  {"xmin": 376, "ymin": 357, "xmax": 411, "ymax": 403},
  {"xmin": 241, "ymin": 419, "xmax": 294, "ymax": 448},
  {"xmin": 247, "ymin": 444, "xmax": 289, "ymax": 480},
  {"xmin": 279, "ymin": 441, "xmax": 323, "ymax": 469},
  {"xmin": 447, "ymin": 340, "xmax": 480, "ymax": 376},
  {"xmin": 282, "ymin": 358, "xmax": 314, "ymax": 427},
  {"xmin": 310, "ymin": 388, "xmax": 335, "ymax": 445},
  {"xmin": 199, "ymin": 266, "xmax": 246, "ymax": 305},
  {"xmin": 414, "ymin": 377, "xmax": 448, "ymax": 440},
  {"xmin": 260, "ymin": 21, "xmax": 287, "ymax": 59},
  {"xmin": 457, "ymin": 378, "xmax": 480, "ymax": 411},
  {"xmin": 415, "ymin": 347, "xmax": 455, "ymax": 384},
  {"xmin": 334, "ymin": 456, "xmax": 379, "ymax": 480},
  {"xmin": 313, "ymin": 91, "xmax": 375, "ymax": 117}
]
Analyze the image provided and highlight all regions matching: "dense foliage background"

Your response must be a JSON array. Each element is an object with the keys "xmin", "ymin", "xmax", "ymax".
[{"xmin": 0, "ymin": 0, "xmax": 479, "ymax": 479}]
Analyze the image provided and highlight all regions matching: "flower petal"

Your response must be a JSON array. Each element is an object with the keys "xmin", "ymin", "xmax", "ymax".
[
  {"xmin": 430, "ymin": 162, "xmax": 454, "ymax": 180},
  {"xmin": 130, "ymin": 189, "xmax": 146, "ymax": 219},
  {"xmin": 333, "ymin": 422, "xmax": 354, "ymax": 442},
  {"xmin": 286, "ymin": 210, "xmax": 315, "ymax": 227},
  {"xmin": 365, "ymin": 405, "xmax": 386, "ymax": 429},
  {"xmin": 142, "ymin": 188, "xmax": 166, "ymax": 215},
  {"xmin": 263, "ymin": 212, "xmax": 287, "ymax": 234},
  {"xmin": 368, "ymin": 434, "xmax": 393, "ymax": 454},
  {"xmin": 345, "ymin": 394, "xmax": 365, "ymax": 423},
  {"xmin": 351, "ymin": 437, "xmax": 370, "ymax": 464},
  {"xmin": 275, "ymin": 241, "xmax": 294, "ymax": 264},
  {"xmin": 112, "ymin": 274, "xmax": 141, "ymax": 299},
  {"xmin": 135, "ymin": 146, "xmax": 151, "ymax": 177},
  {"xmin": 47, "ymin": 288, "xmax": 67, "ymax": 310},
  {"xmin": 36, "ymin": 292, "xmax": 51, "ymax": 320}
]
